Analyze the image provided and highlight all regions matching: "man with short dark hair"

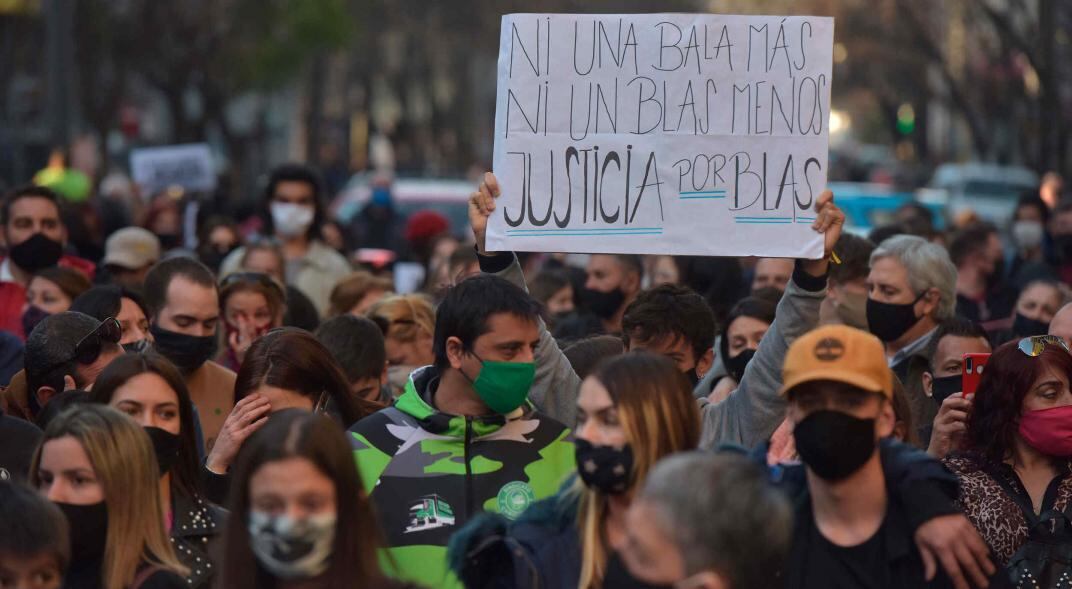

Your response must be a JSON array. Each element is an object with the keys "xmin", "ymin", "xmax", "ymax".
[
  {"xmin": 144, "ymin": 257, "xmax": 235, "ymax": 449},
  {"xmin": 0, "ymin": 186, "xmax": 94, "ymax": 339},
  {"xmin": 24, "ymin": 312, "xmax": 121, "ymax": 417},
  {"xmin": 315, "ymin": 314, "xmax": 390, "ymax": 404},
  {"xmin": 622, "ymin": 284, "xmax": 716, "ymax": 386},
  {"xmin": 581, "ymin": 253, "xmax": 643, "ymax": 333},
  {"xmin": 348, "ymin": 274, "xmax": 575, "ymax": 588},
  {"xmin": 949, "ymin": 223, "xmax": 1015, "ymax": 324},
  {"xmin": 622, "ymin": 452, "xmax": 793, "ymax": 589},
  {"xmin": 921, "ymin": 318, "xmax": 991, "ymax": 457},
  {"xmin": 220, "ymin": 164, "xmax": 351, "ymax": 315}
]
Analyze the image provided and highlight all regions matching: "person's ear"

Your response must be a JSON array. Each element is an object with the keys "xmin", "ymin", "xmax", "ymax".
[
  {"xmin": 63, "ymin": 374, "xmax": 76, "ymax": 391},
  {"xmin": 918, "ymin": 288, "xmax": 940, "ymax": 317},
  {"xmin": 696, "ymin": 348, "xmax": 715, "ymax": 378},
  {"xmin": 380, "ymin": 362, "xmax": 389, "ymax": 386},
  {"xmin": 876, "ymin": 399, "xmax": 897, "ymax": 438},
  {"xmin": 34, "ymin": 386, "xmax": 59, "ymax": 410},
  {"xmin": 446, "ymin": 336, "xmax": 468, "ymax": 370},
  {"xmin": 921, "ymin": 372, "xmax": 934, "ymax": 397}
]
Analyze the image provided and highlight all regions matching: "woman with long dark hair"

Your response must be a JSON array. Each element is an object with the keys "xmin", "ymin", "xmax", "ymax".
[
  {"xmin": 217, "ymin": 410, "xmax": 410, "ymax": 589},
  {"xmin": 944, "ymin": 335, "xmax": 1072, "ymax": 566},
  {"xmin": 204, "ymin": 328, "xmax": 377, "ymax": 503},
  {"xmin": 89, "ymin": 351, "xmax": 223, "ymax": 589}
]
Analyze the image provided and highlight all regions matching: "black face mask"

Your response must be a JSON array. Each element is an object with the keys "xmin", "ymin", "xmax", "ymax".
[
  {"xmin": 21, "ymin": 305, "xmax": 50, "ymax": 337},
  {"xmin": 144, "ymin": 426, "xmax": 181, "ymax": 476},
  {"xmin": 1013, "ymin": 313, "xmax": 1050, "ymax": 338},
  {"xmin": 56, "ymin": 501, "xmax": 108, "ymax": 565},
  {"xmin": 793, "ymin": 410, "xmax": 877, "ymax": 481},
  {"xmin": 582, "ymin": 287, "xmax": 626, "ymax": 320},
  {"xmin": 929, "ymin": 374, "xmax": 962, "ymax": 405},
  {"xmin": 150, "ymin": 324, "xmax": 217, "ymax": 373},
  {"xmin": 724, "ymin": 348, "xmax": 756, "ymax": 382},
  {"xmin": 157, "ymin": 233, "xmax": 182, "ymax": 250},
  {"xmin": 199, "ymin": 246, "xmax": 236, "ymax": 272},
  {"xmin": 575, "ymin": 438, "xmax": 633, "ymax": 495},
  {"xmin": 9, "ymin": 233, "xmax": 64, "ymax": 273},
  {"xmin": 122, "ymin": 339, "xmax": 150, "ymax": 354},
  {"xmin": 866, "ymin": 293, "xmax": 925, "ymax": 343}
]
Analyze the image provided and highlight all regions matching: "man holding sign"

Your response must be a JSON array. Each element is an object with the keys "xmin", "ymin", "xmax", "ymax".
[{"xmin": 472, "ymin": 171, "xmax": 840, "ymax": 447}]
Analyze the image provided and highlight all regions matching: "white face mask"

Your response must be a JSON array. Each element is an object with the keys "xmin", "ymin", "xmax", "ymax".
[
  {"xmin": 270, "ymin": 202, "xmax": 315, "ymax": 238},
  {"xmin": 249, "ymin": 511, "xmax": 336, "ymax": 579},
  {"xmin": 1012, "ymin": 220, "xmax": 1045, "ymax": 250}
]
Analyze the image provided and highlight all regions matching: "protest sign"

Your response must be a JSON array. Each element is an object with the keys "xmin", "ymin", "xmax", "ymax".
[
  {"xmin": 487, "ymin": 13, "xmax": 834, "ymax": 258},
  {"xmin": 130, "ymin": 143, "xmax": 217, "ymax": 196}
]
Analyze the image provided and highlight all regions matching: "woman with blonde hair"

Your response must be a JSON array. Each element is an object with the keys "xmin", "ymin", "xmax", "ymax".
[
  {"xmin": 450, "ymin": 352, "xmax": 701, "ymax": 588},
  {"xmin": 366, "ymin": 294, "xmax": 436, "ymax": 395},
  {"xmin": 31, "ymin": 404, "xmax": 187, "ymax": 589}
]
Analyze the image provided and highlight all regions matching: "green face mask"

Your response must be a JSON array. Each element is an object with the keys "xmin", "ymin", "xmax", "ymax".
[{"xmin": 463, "ymin": 353, "xmax": 536, "ymax": 414}]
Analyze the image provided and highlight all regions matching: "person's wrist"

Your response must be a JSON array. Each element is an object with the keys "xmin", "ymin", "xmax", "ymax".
[
  {"xmin": 800, "ymin": 257, "xmax": 829, "ymax": 276},
  {"xmin": 205, "ymin": 453, "xmax": 229, "ymax": 475}
]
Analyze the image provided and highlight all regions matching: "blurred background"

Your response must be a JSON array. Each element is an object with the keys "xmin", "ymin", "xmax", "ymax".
[{"xmin": 0, "ymin": 0, "xmax": 1069, "ymax": 234}]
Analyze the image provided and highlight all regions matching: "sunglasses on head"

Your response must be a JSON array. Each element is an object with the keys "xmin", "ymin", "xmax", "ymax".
[
  {"xmin": 1017, "ymin": 335, "xmax": 1070, "ymax": 357},
  {"xmin": 219, "ymin": 272, "xmax": 286, "ymax": 300},
  {"xmin": 39, "ymin": 317, "xmax": 122, "ymax": 374}
]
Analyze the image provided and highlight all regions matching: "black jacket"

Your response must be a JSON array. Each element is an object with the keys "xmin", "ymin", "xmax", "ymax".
[
  {"xmin": 170, "ymin": 492, "xmax": 226, "ymax": 589},
  {"xmin": 757, "ymin": 439, "xmax": 958, "ymax": 589},
  {"xmin": 448, "ymin": 483, "xmax": 583, "ymax": 589}
]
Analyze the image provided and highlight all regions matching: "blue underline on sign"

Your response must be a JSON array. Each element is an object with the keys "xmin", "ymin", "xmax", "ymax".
[
  {"xmin": 797, "ymin": 216, "xmax": 817, "ymax": 222},
  {"xmin": 679, "ymin": 191, "xmax": 726, "ymax": 199},
  {"xmin": 734, "ymin": 216, "xmax": 794, "ymax": 224}
]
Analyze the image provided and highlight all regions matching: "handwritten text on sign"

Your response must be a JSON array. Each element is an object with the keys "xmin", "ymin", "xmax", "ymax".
[{"xmin": 487, "ymin": 14, "xmax": 834, "ymax": 258}]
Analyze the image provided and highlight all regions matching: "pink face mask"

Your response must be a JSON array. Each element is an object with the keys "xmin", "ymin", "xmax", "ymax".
[{"xmin": 1019, "ymin": 405, "xmax": 1072, "ymax": 457}]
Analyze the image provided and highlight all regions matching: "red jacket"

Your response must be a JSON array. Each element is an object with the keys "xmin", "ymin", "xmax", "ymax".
[{"xmin": 0, "ymin": 255, "xmax": 96, "ymax": 341}]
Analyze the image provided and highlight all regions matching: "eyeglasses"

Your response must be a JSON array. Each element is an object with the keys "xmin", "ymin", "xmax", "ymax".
[
  {"xmin": 38, "ymin": 317, "xmax": 122, "ymax": 375},
  {"xmin": 1017, "ymin": 335, "xmax": 1070, "ymax": 357},
  {"xmin": 219, "ymin": 272, "xmax": 286, "ymax": 301}
]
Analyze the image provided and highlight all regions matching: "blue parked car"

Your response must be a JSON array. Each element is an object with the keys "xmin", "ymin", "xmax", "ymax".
[{"xmin": 827, "ymin": 182, "xmax": 944, "ymax": 237}]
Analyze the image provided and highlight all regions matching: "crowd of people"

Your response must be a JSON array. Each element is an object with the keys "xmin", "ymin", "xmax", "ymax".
[{"xmin": 1, "ymin": 160, "xmax": 1071, "ymax": 589}]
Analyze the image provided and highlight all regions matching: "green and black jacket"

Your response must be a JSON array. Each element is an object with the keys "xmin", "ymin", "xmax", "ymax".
[{"xmin": 349, "ymin": 366, "xmax": 576, "ymax": 588}]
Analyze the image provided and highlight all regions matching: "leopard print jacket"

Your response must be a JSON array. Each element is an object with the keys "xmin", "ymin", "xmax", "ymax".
[{"xmin": 943, "ymin": 455, "xmax": 1072, "ymax": 565}]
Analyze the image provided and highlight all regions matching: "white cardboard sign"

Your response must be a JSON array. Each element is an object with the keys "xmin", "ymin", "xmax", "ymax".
[
  {"xmin": 130, "ymin": 143, "xmax": 217, "ymax": 196},
  {"xmin": 487, "ymin": 13, "xmax": 834, "ymax": 258}
]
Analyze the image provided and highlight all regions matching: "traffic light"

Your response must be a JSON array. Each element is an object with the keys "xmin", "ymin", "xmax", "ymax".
[{"xmin": 896, "ymin": 103, "xmax": 916, "ymax": 135}]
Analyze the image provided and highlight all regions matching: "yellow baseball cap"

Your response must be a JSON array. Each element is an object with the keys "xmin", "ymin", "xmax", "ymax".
[{"xmin": 780, "ymin": 324, "xmax": 893, "ymax": 399}]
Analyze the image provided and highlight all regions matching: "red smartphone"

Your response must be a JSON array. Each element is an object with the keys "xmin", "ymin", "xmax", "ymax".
[{"xmin": 962, "ymin": 353, "xmax": 991, "ymax": 396}]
